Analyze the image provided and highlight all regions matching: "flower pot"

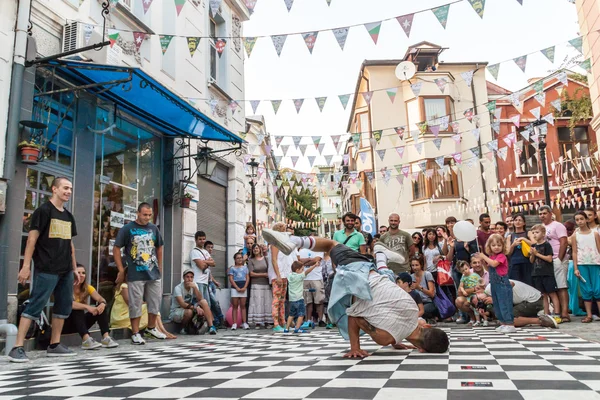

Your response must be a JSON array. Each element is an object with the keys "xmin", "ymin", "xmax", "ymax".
[
  {"xmin": 20, "ymin": 146, "xmax": 41, "ymax": 165},
  {"xmin": 180, "ymin": 197, "xmax": 191, "ymax": 208}
]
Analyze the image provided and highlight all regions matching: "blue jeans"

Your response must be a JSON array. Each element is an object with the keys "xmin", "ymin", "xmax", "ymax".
[
  {"xmin": 289, "ymin": 299, "xmax": 306, "ymax": 318},
  {"xmin": 22, "ymin": 270, "xmax": 74, "ymax": 320},
  {"xmin": 490, "ymin": 269, "xmax": 514, "ymax": 324},
  {"xmin": 452, "ymin": 267, "xmax": 468, "ymax": 321},
  {"xmin": 208, "ymin": 282, "xmax": 224, "ymax": 324}
]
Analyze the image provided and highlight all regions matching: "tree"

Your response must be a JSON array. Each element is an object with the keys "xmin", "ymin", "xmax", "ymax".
[{"xmin": 286, "ymin": 186, "xmax": 320, "ymax": 237}]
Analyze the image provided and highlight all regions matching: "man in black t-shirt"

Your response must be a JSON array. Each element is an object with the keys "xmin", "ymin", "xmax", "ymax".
[{"xmin": 9, "ymin": 178, "xmax": 79, "ymax": 363}]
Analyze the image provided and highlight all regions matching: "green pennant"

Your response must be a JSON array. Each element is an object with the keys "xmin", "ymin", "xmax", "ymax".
[
  {"xmin": 338, "ymin": 94, "xmax": 350, "ymax": 109},
  {"xmin": 468, "ymin": 0, "xmax": 485, "ymax": 18},
  {"xmin": 160, "ymin": 35, "xmax": 174, "ymax": 55},
  {"xmin": 569, "ymin": 37, "xmax": 583, "ymax": 54},
  {"xmin": 244, "ymin": 37, "xmax": 257, "ymax": 58},
  {"xmin": 108, "ymin": 29, "xmax": 120, "ymax": 48},
  {"xmin": 540, "ymin": 46, "xmax": 555, "ymax": 63},
  {"xmin": 373, "ymin": 130, "xmax": 382, "ymax": 143},
  {"xmin": 532, "ymin": 80, "xmax": 544, "ymax": 93},
  {"xmin": 487, "ymin": 63, "xmax": 500, "ymax": 80},
  {"xmin": 432, "ymin": 4, "xmax": 450, "ymax": 29},
  {"xmin": 579, "ymin": 58, "xmax": 592, "ymax": 73},
  {"xmin": 271, "ymin": 100, "xmax": 282, "ymax": 114},
  {"xmin": 352, "ymin": 133, "xmax": 360, "ymax": 144},
  {"xmin": 186, "ymin": 37, "xmax": 200, "ymax": 57},
  {"xmin": 486, "ymin": 100, "xmax": 496, "ymax": 113},
  {"xmin": 364, "ymin": 22, "xmax": 382, "ymax": 44}
]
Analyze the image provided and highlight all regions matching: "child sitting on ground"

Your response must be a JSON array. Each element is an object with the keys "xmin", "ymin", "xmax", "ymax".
[
  {"xmin": 457, "ymin": 260, "xmax": 482, "ymax": 325},
  {"xmin": 396, "ymin": 272, "xmax": 424, "ymax": 317},
  {"xmin": 285, "ymin": 260, "xmax": 319, "ymax": 333}
]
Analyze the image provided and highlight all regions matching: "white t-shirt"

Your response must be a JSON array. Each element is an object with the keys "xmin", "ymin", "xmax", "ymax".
[
  {"xmin": 190, "ymin": 247, "xmax": 212, "ymax": 285},
  {"xmin": 485, "ymin": 279, "xmax": 541, "ymax": 304},
  {"xmin": 268, "ymin": 247, "xmax": 297, "ymax": 281},
  {"xmin": 298, "ymin": 249, "xmax": 324, "ymax": 281}
]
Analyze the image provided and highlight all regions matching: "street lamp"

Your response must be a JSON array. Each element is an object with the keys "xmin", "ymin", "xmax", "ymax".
[
  {"xmin": 247, "ymin": 158, "xmax": 259, "ymax": 230},
  {"xmin": 532, "ymin": 120, "xmax": 551, "ymax": 207}
]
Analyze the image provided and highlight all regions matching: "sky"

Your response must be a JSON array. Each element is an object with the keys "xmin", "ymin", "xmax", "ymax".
[{"xmin": 243, "ymin": 0, "xmax": 581, "ymax": 173}]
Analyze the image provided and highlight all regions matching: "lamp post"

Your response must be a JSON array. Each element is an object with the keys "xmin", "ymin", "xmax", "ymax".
[
  {"xmin": 247, "ymin": 158, "xmax": 259, "ymax": 230},
  {"xmin": 532, "ymin": 120, "xmax": 551, "ymax": 207}
]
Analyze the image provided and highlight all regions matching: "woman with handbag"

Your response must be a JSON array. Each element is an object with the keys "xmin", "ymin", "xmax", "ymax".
[{"xmin": 422, "ymin": 229, "xmax": 448, "ymax": 282}]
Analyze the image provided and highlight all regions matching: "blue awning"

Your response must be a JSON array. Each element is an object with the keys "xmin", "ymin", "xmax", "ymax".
[{"xmin": 45, "ymin": 60, "xmax": 243, "ymax": 143}]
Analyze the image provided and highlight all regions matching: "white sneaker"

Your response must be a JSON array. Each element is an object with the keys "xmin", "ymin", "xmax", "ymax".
[
  {"xmin": 231, "ymin": 323, "xmax": 237, "ymax": 330},
  {"xmin": 592, "ymin": 314, "xmax": 600, "ymax": 321},
  {"xmin": 242, "ymin": 323, "xmax": 250, "ymax": 330},
  {"xmin": 500, "ymin": 325, "xmax": 517, "ymax": 333},
  {"xmin": 81, "ymin": 337, "xmax": 102, "ymax": 350},
  {"xmin": 145, "ymin": 327, "xmax": 167, "ymax": 340},
  {"xmin": 373, "ymin": 244, "xmax": 406, "ymax": 266},
  {"xmin": 262, "ymin": 229, "xmax": 297, "ymax": 256},
  {"xmin": 472, "ymin": 321, "xmax": 481, "ymax": 327},
  {"xmin": 482, "ymin": 320, "xmax": 489, "ymax": 327},
  {"xmin": 495, "ymin": 325, "xmax": 503, "ymax": 332},
  {"xmin": 131, "ymin": 333, "xmax": 146, "ymax": 345}
]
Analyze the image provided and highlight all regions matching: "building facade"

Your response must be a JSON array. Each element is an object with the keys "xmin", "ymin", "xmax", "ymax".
[
  {"xmin": 577, "ymin": 0, "xmax": 600, "ymax": 135},
  {"xmin": 312, "ymin": 165, "xmax": 342, "ymax": 238},
  {"xmin": 1, "ymin": 0, "xmax": 250, "ymax": 322},
  {"xmin": 342, "ymin": 42, "xmax": 501, "ymax": 229}
]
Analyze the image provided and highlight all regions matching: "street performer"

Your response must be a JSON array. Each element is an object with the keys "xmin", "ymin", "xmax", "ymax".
[{"xmin": 262, "ymin": 229, "xmax": 449, "ymax": 358}]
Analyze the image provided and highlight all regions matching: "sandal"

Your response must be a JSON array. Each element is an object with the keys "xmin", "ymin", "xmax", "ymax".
[
  {"xmin": 561, "ymin": 316, "xmax": 571, "ymax": 323},
  {"xmin": 582, "ymin": 316, "xmax": 593, "ymax": 323}
]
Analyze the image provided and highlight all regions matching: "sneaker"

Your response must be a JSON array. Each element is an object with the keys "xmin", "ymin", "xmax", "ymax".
[
  {"xmin": 262, "ymin": 229, "xmax": 297, "ymax": 256},
  {"xmin": 47, "ymin": 344, "xmax": 76, "ymax": 357},
  {"xmin": 242, "ymin": 323, "xmax": 250, "ymax": 330},
  {"xmin": 318, "ymin": 321, "xmax": 326, "ymax": 328},
  {"xmin": 81, "ymin": 337, "xmax": 102, "ymax": 350},
  {"xmin": 552, "ymin": 315, "xmax": 563, "ymax": 325},
  {"xmin": 495, "ymin": 325, "xmax": 504, "ymax": 332},
  {"xmin": 131, "ymin": 333, "xmax": 146, "ymax": 345},
  {"xmin": 326, "ymin": 323, "xmax": 334, "ymax": 330},
  {"xmin": 145, "ymin": 327, "xmax": 167, "ymax": 340},
  {"xmin": 209, "ymin": 326, "xmax": 217, "ymax": 335},
  {"xmin": 272, "ymin": 325, "xmax": 285, "ymax": 333},
  {"xmin": 500, "ymin": 325, "xmax": 517, "ymax": 333},
  {"xmin": 101, "ymin": 336, "xmax": 119, "ymax": 348},
  {"xmin": 180, "ymin": 328, "xmax": 187, "ymax": 335},
  {"xmin": 456, "ymin": 318, "xmax": 468, "ymax": 324},
  {"xmin": 592, "ymin": 314, "xmax": 600, "ymax": 321},
  {"xmin": 482, "ymin": 320, "xmax": 489, "ymax": 327},
  {"xmin": 373, "ymin": 243, "xmax": 406, "ymax": 266},
  {"xmin": 472, "ymin": 321, "xmax": 482, "ymax": 327},
  {"xmin": 283, "ymin": 329, "xmax": 290, "ymax": 333},
  {"xmin": 231, "ymin": 323, "xmax": 237, "ymax": 330},
  {"xmin": 8, "ymin": 347, "xmax": 29, "ymax": 363},
  {"xmin": 294, "ymin": 329, "xmax": 307, "ymax": 333},
  {"xmin": 539, "ymin": 314, "xmax": 558, "ymax": 329}
]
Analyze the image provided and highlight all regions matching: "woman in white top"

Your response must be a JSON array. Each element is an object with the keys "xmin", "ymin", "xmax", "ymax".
[
  {"xmin": 572, "ymin": 211, "xmax": 600, "ymax": 323},
  {"xmin": 423, "ymin": 228, "xmax": 447, "ymax": 276},
  {"xmin": 269, "ymin": 222, "xmax": 298, "ymax": 333}
]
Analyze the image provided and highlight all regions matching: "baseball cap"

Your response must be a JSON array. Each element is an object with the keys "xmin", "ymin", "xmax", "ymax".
[
  {"xmin": 182, "ymin": 268, "xmax": 195, "ymax": 277},
  {"xmin": 396, "ymin": 272, "xmax": 412, "ymax": 284}
]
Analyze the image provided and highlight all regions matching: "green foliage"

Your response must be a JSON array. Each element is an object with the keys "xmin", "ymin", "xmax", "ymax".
[
  {"xmin": 554, "ymin": 87, "xmax": 592, "ymax": 135},
  {"xmin": 568, "ymin": 73, "xmax": 588, "ymax": 85},
  {"xmin": 287, "ymin": 187, "xmax": 320, "ymax": 237}
]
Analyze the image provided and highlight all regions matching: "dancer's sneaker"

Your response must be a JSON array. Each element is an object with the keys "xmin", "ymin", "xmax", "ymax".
[{"xmin": 262, "ymin": 229, "xmax": 296, "ymax": 255}]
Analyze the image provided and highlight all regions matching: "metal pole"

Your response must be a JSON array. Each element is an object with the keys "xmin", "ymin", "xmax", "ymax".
[
  {"xmin": 248, "ymin": 158, "xmax": 258, "ymax": 230},
  {"xmin": 539, "ymin": 139, "xmax": 552, "ymax": 207}
]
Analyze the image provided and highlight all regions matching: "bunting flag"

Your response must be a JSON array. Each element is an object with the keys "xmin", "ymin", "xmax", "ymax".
[
  {"xmin": 472, "ymin": 128, "xmax": 480, "ymax": 141},
  {"xmin": 569, "ymin": 37, "xmax": 583, "ymax": 53},
  {"xmin": 464, "ymin": 108, "xmax": 474, "ymax": 122},
  {"xmin": 434, "ymin": 78, "xmax": 448, "ymax": 93},
  {"xmin": 468, "ymin": 0, "xmax": 485, "ymax": 18},
  {"xmin": 450, "ymin": 121, "xmax": 460, "ymax": 132},
  {"xmin": 315, "ymin": 96, "xmax": 327, "ymax": 112},
  {"xmin": 364, "ymin": 22, "xmax": 382, "ymax": 44},
  {"xmin": 435, "ymin": 156, "xmax": 445, "ymax": 169},
  {"xmin": 433, "ymin": 138, "xmax": 442, "ymax": 150},
  {"xmin": 244, "ymin": 37, "xmax": 257, "ymax": 57},
  {"xmin": 540, "ymin": 46, "xmax": 555, "ymax": 63},
  {"xmin": 302, "ymin": 32, "xmax": 318, "ymax": 54},
  {"xmin": 271, "ymin": 100, "xmax": 282, "ymax": 114},
  {"xmin": 394, "ymin": 126, "xmax": 405, "ymax": 140},
  {"xmin": 338, "ymin": 94, "xmax": 350, "ymax": 109},
  {"xmin": 410, "ymin": 82, "xmax": 422, "ymax": 97},
  {"xmin": 471, "ymin": 147, "xmax": 480, "ymax": 158},
  {"xmin": 497, "ymin": 147, "xmax": 508, "ymax": 161},
  {"xmin": 402, "ymin": 165, "xmax": 410, "ymax": 178},
  {"xmin": 332, "ymin": 135, "xmax": 341, "ymax": 149},
  {"xmin": 510, "ymin": 114, "xmax": 521, "ymax": 127},
  {"xmin": 579, "ymin": 58, "xmax": 592, "ymax": 73},
  {"xmin": 133, "ymin": 32, "xmax": 146, "ymax": 52},
  {"xmin": 513, "ymin": 55, "xmax": 527, "ymax": 72},
  {"xmin": 142, "ymin": 0, "xmax": 153, "ymax": 14},
  {"xmin": 532, "ymin": 80, "xmax": 544, "ymax": 93},
  {"xmin": 352, "ymin": 133, "xmax": 360, "ymax": 144},
  {"xmin": 439, "ymin": 115, "xmax": 449, "ymax": 130},
  {"xmin": 543, "ymin": 113, "xmax": 555, "ymax": 125},
  {"xmin": 369, "ymin": 137, "xmax": 377, "ymax": 148},
  {"xmin": 534, "ymin": 91, "xmax": 546, "ymax": 107},
  {"xmin": 417, "ymin": 161, "xmax": 427, "ymax": 172},
  {"xmin": 342, "ymin": 154, "xmax": 349, "ymax": 165},
  {"xmin": 430, "ymin": 125, "xmax": 440, "ymax": 138},
  {"xmin": 362, "ymin": 91, "xmax": 373, "ymax": 105},
  {"xmin": 284, "ymin": 0, "xmax": 294, "ymax": 12},
  {"xmin": 271, "ymin": 35, "xmax": 287, "ymax": 56},
  {"xmin": 386, "ymin": 88, "xmax": 398, "ymax": 103},
  {"xmin": 487, "ymin": 63, "xmax": 500, "ymax": 80},
  {"xmin": 325, "ymin": 155, "xmax": 333, "ymax": 165},
  {"xmin": 557, "ymin": 71, "xmax": 568, "ymax": 86},
  {"xmin": 396, "ymin": 146, "xmax": 405, "ymax": 158},
  {"xmin": 359, "ymin": 152, "xmax": 367, "ymax": 163},
  {"xmin": 293, "ymin": 99, "xmax": 304, "ymax": 113},
  {"xmin": 491, "ymin": 121, "xmax": 500, "ymax": 133},
  {"xmin": 373, "ymin": 130, "xmax": 382, "ymax": 143},
  {"xmin": 108, "ymin": 29, "xmax": 120, "ymax": 48},
  {"xmin": 487, "ymin": 139, "xmax": 498, "ymax": 152},
  {"xmin": 397, "ymin": 14, "xmax": 415, "ymax": 38},
  {"xmin": 452, "ymin": 152, "xmax": 462, "ymax": 165},
  {"xmin": 414, "ymin": 142, "xmax": 423, "ymax": 154},
  {"xmin": 307, "ymin": 156, "xmax": 316, "ymax": 167},
  {"xmin": 486, "ymin": 100, "xmax": 496, "ymax": 113},
  {"xmin": 215, "ymin": 39, "xmax": 227, "ymax": 57},
  {"xmin": 250, "ymin": 100, "xmax": 260, "ymax": 114},
  {"xmin": 292, "ymin": 136, "xmax": 302, "ymax": 147},
  {"xmin": 550, "ymin": 99, "xmax": 562, "ymax": 112},
  {"xmin": 274, "ymin": 155, "xmax": 282, "ymax": 165},
  {"xmin": 187, "ymin": 37, "xmax": 200, "ymax": 57},
  {"xmin": 229, "ymin": 100, "xmax": 240, "ymax": 113},
  {"xmin": 333, "ymin": 28, "xmax": 349, "ymax": 50},
  {"xmin": 291, "ymin": 156, "xmax": 299, "ymax": 167},
  {"xmin": 174, "ymin": 0, "xmax": 186, "ymax": 16},
  {"xmin": 298, "ymin": 144, "xmax": 307, "ymax": 156},
  {"xmin": 209, "ymin": 0, "xmax": 221, "ymax": 16},
  {"xmin": 275, "ymin": 136, "xmax": 283, "ymax": 147},
  {"xmin": 159, "ymin": 35, "xmax": 174, "ymax": 55},
  {"xmin": 376, "ymin": 149, "xmax": 386, "ymax": 161},
  {"xmin": 432, "ymin": 4, "xmax": 450, "ymax": 28},
  {"xmin": 530, "ymin": 106, "xmax": 541, "ymax": 120},
  {"xmin": 461, "ymin": 70, "xmax": 475, "ymax": 87},
  {"xmin": 416, "ymin": 122, "xmax": 428, "ymax": 134},
  {"xmin": 317, "ymin": 143, "xmax": 325, "ymax": 154}
]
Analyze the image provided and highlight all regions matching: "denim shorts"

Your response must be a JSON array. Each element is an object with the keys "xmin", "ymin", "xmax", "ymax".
[
  {"xmin": 22, "ymin": 270, "xmax": 74, "ymax": 320},
  {"xmin": 289, "ymin": 299, "xmax": 306, "ymax": 318}
]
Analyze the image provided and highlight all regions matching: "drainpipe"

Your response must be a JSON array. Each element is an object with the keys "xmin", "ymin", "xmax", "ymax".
[
  {"xmin": 470, "ymin": 67, "xmax": 489, "ymax": 214},
  {"xmin": 0, "ymin": 0, "xmax": 32, "ymax": 353}
]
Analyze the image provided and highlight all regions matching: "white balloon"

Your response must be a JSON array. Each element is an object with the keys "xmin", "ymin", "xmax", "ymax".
[{"xmin": 453, "ymin": 220, "xmax": 477, "ymax": 242}]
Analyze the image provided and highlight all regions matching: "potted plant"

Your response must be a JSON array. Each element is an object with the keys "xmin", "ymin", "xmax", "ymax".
[
  {"xmin": 180, "ymin": 193, "xmax": 193, "ymax": 208},
  {"xmin": 18, "ymin": 140, "xmax": 42, "ymax": 165}
]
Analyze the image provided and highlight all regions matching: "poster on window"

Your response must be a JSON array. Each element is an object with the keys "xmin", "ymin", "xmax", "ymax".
[
  {"xmin": 108, "ymin": 239, "xmax": 115, "ymax": 256},
  {"xmin": 124, "ymin": 205, "xmax": 137, "ymax": 222},
  {"xmin": 110, "ymin": 211, "xmax": 124, "ymax": 228}
]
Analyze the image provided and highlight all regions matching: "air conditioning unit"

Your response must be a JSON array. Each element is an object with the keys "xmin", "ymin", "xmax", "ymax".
[{"xmin": 61, "ymin": 22, "xmax": 108, "ymax": 63}]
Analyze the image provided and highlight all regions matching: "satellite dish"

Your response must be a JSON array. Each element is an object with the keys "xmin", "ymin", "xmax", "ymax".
[{"xmin": 395, "ymin": 61, "xmax": 416, "ymax": 81}]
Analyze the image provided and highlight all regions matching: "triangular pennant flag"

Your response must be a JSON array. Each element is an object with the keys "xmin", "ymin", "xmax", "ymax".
[
  {"xmin": 513, "ymin": 55, "xmax": 527, "ymax": 72},
  {"xmin": 338, "ymin": 94, "xmax": 350, "ymax": 109},
  {"xmin": 250, "ymin": 100, "xmax": 260, "ymax": 114},
  {"xmin": 487, "ymin": 139, "xmax": 498, "ymax": 152},
  {"xmin": 271, "ymin": 100, "xmax": 282, "ymax": 114},
  {"xmin": 434, "ymin": 78, "xmax": 448, "ymax": 93},
  {"xmin": 359, "ymin": 151, "xmax": 367, "ymax": 163},
  {"xmin": 315, "ymin": 96, "xmax": 327, "ymax": 112},
  {"xmin": 159, "ymin": 35, "xmax": 174, "ymax": 55},
  {"xmin": 530, "ymin": 106, "xmax": 541, "ymax": 120},
  {"xmin": 550, "ymin": 99, "xmax": 562, "ymax": 112},
  {"xmin": 174, "ymin": 0, "xmax": 186, "ymax": 16},
  {"xmin": 373, "ymin": 130, "xmax": 383, "ymax": 143},
  {"xmin": 510, "ymin": 114, "xmax": 521, "ymax": 127},
  {"xmin": 452, "ymin": 153, "xmax": 462, "ymax": 165},
  {"xmin": 414, "ymin": 142, "xmax": 423, "ymax": 154},
  {"xmin": 542, "ymin": 113, "xmax": 555, "ymax": 126},
  {"xmin": 471, "ymin": 128, "xmax": 480, "ymax": 141},
  {"xmin": 331, "ymin": 135, "xmax": 341, "ymax": 149},
  {"xmin": 416, "ymin": 122, "xmax": 428, "ymax": 135},
  {"xmin": 450, "ymin": 121, "xmax": 460, "ymax": 132},
  {"xmin": 532, "ymin": 80, "xmax": 544, "ymax": 93},
  {"xmin": 133, "ymin": 32, "xmax": 146, "ymax": 52},
  {"xmin": 487, "ymin": 63, "xmax": 500, "ymax": 80},
  {"xmin": 293, "ymin": 99, "xmax": 304, "ymax": 113},
  {"xmin": 275, "ymin": 156, "xmax": 282, "ymax": 165},
  {"xmin": 386, "ymin": 88, "xmax": 398, "ymax": 103},
  {"xmin": 486, "ymin": 100, "xmax": 496, "ymax": 113},
  {"xmin": 325, "ymin": 155, "xmax": 333, "ymax": 165},
  {"xmin": 292, "ymin": 136, "xmax": 302, "ymax": 147},
  {"xmin": 361, "ymin": 91, "xmax": 373, "ymax": 105},
  {"xmin": 396, "ymin": 146, "xmax": 405, "ymax": 158},
  {"xmin": 326, "ymin": 0, "xmax": 332, "ymax": 6},
  {"xmin": 396, "ymin": 14, "xmax": 415, "ymax": 38},
  {"xmin": 497, "ymin": 147, "xmax": 508, "ymax": 161},
  {"xmin": 275, "ymin": 136, "xmax": 284, "ymax": 147},
  {"xmin": 364, "ymin": 22, "xmax": 382, "ymax": 44},
  {"xmin": 209, "ymin": 0, "xmax": 221, "ymax": 16},
  {"xmin": 369, "ymin": 137, "xmax": 377, "ymax": 149},
  {"xmin": 534, "ymin": 92, "xmax": 546, "ymax": 107},
  {"xmin": 435, "ymin": 156, "xmax": 445, "ymax": 169},
  {"xmin": 569, "ymin": 37, "xmax": 583, "ymax": 54},
  {"xmin": 187, "ymin": 37, "xmax": 200, "ymax": 57},
  {"xmin": 298, "ymin": 144, "xmax": 308, "ymax": 156},
  {"xmin": 302, "ymin": 32, "xmax": 318, "ymax": 54},
  {"xmin": 432, "ymin": 4, "xmax": 450, "ymax": 29},
  {"xmin": 461, "ymin": 70, "xmax": 475, "ymax": 87},
  {"xmin": 557, "ymin": 71, "xmax": 568, "ymax": 86},
  {"xmin": 332, "ymin": 28, "xmax": 349, "ymax": 51},
  {"xmin": 439, "ymin": 116, "xmax": 449, "ymax": 131},
  {"xmin": 271, "ymin": 35, "xmax": 287, "ymax": 57},
  {"xmin": 520, "ymin": 128, "xmax": 530, "ymax": 142},
  {"xmin": 540, "ymin": 46, "xmax": 555, "ymax": 63},
  {"xmin": 579, "ymin": 58, "xmax": 592, "ymax": 73},
  {"xmin": 108, "ymin": 29, "xmax": 120, "ymax": 48},
  {"xmin": 342, "ymin": 154, "xmax": 349, "ymax": 165},
  {"xmin": 410, "ymin": 82, "xmax": 422, "ymax": 97},
  {"xmin": 352, "ymin": 133, "xmax": 360, "ymax": 144},
  {"xmin": 284, "ymin": 0, "xmax": 294, "ymax": 12},
  {"xmin": 317, "ymin": 143, "xmax": 325, "ymax": 155},
  {"xmin": 244, "ymin": 37, "xmax": 257, "ymax": 58},
  {"xmin": 376, "ymin": 149, "xmax": 386, "ymax": 161},
  {"xmin": 433, "ymin": 138, "xmax": 442, "ymax": 150},
  {"xmin": 394, "ymin": 126, "xmax": 405, "ymax": 140},
  {"xmin": 229, "ymin": 100, "xmax": 240, "ymax": 114},
  {"xmin": 291, "ymin": 156, "xmax": 299, "ymax": 167},
  {"xmin": 468, "ymin": 0, "xmax": 485, "ymax": 18},
  {"xmin": 417, "ymin": 161, "xmax": 427, "ymax": 172},
  {"xmin": 452, "ymin": 134, "xmax": 461, "ymax": 143},
  {"xmin": 430, "ymin": 125, "xmax": 440, "ymax": 138},
  {"xmin": 491, "ymin": 121, "xmax": 500, "ymax": 134},
  {"xmin": 471, "ymin": 147, "xmax": 480, "ymax": 158},
  {"xmin": 307, "ymin": 156, "xmax": 316, "ymax": 167},
  {"xmin": 244, "ymin": 0, "xmax": 257, "ymax": 14},
  {"xmin": 464, "ymin": 108, "xmax": 474, "ymax": 122},
  {"xmin": 142, "ymin": 0, "xmax": 153, "ymax": 13}
]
